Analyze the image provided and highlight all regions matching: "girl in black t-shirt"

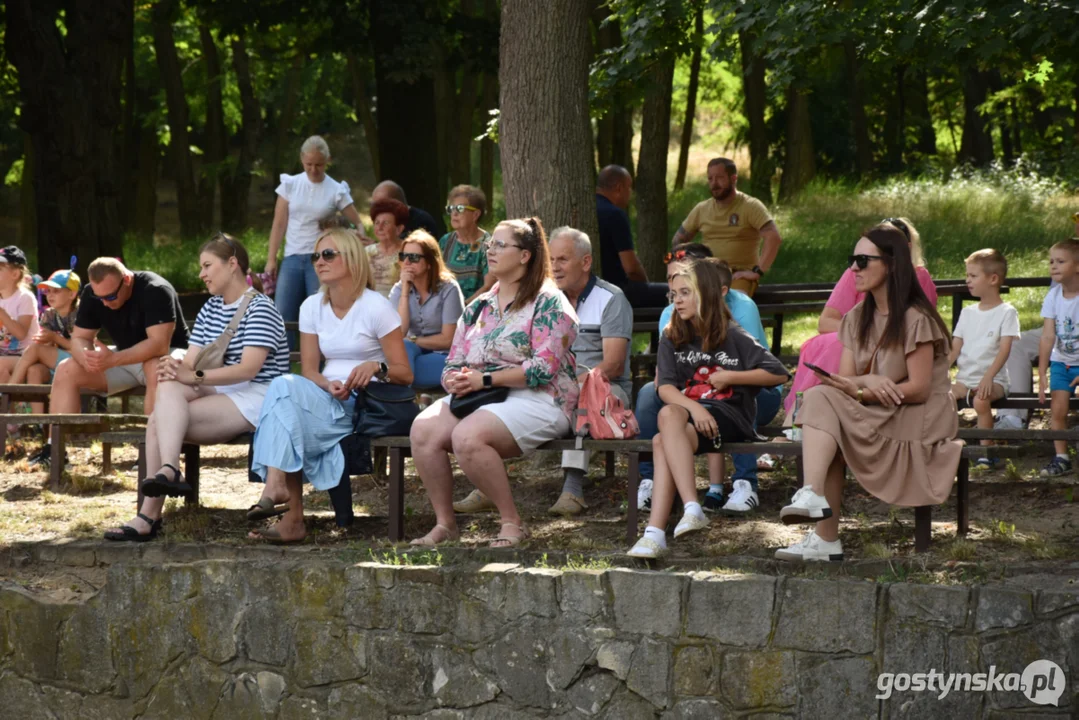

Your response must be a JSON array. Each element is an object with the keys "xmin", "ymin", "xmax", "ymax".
[{"xmin": 627, "ymin": 259, "xmax": 788, "ymax": 559}]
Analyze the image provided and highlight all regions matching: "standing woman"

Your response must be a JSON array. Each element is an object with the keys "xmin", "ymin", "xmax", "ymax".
[
  {"xmin": 249, "ymin": 229, "xmax": 412, "ymax": 543},
  {"xmin": 389, "ymin": 230, "xmax": 465, "ymax": 389},
  {"xmin": 265, "ymin": 136, "xmax": 363, "ymax": 343},
  {"xmin": 367, "ymin": 199, "xmax": 410, "ymax": 296},
  {"xmin": 104, "ymin": 234, "xmax": 290, "ymax": 541},
  {"xmin": 409, "ymin": 218, "xmax": 579, "ymax": 548},
  {"xmin": 776, "ymin": 225, "xmax": 961, "ymax": 561},
  {"xmin": 439, "ymin": 185, "xmax": 494, "ymax": 305},
  {"xmin": 627, "ymin": 259, "xmax": 788, "ymax": 559}
]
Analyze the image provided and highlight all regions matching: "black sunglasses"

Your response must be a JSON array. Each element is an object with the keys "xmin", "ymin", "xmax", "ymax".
[
  {"xmin": 881, "ymin": 217, "xmax": 911, "ymax": 241},
  {"xmin": 848, "ymin": 254, "xmax": 884, "ymax": 270},
  {"xmin": 311, "ymin": 249, "xmax": 342, "ymax": 263},
  {"xmin": 398, "ymin": 252, "xmax": 424, "ymax": 264}
]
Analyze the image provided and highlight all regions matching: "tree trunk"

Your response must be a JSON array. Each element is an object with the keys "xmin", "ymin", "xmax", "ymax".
[
  {"xmin": 304, "ymin": 59, "xmax": 330, "ymax": 139},
  {"xmin": 500, "ymin": 0, "xmax": 599, "ymax": 248},
  {"xmin": 452, "ymin": 70, "xmax": 479, "ymax": 186},
  {"xmin": 347, "ymin": 51, "xmax": 381, "ymax": 179},
  {"xmin": 152, "ymin": 0, "xmax": 205, "ymax": 238},
  {"xmin": 779, "ymin": 86, "xmax": 816, "ymax": 201},
  {"xmin": 433, "ymin": 55, "xmax": 453, "ymax": 196},
  {"xmin": 844, "ymin": 39, "xmax": 873, "ymax": 178},
  {"xmin": 200, "ymin": 24, "xmax": 227, "ymax": 229},
  {"xmin": 674, "ymin": 7, "xmax": 703, "ymax": 190},
  {"xmin": 1010, "ymin": 98, "xmax": 1023, "ymax": 156},
  {"xmin": 883, "ymin": 65, "xmax": 906, "ymax": 173},
  {"xmin": 958, "ymin": 67, "xmax": 993, "ymax": 167},
  {"xmin": 739, "ymin": 31, "xmax": 772, "ymax": 204},
  {"xmin": 220, "ymin": 35, "xmax": 261, "ymax": 232},
  {"xmin": 121, "ymin": 8, "xmax": 137, "ymax": 231},
  {"xmin": 18, "ymin": 134, "xmax": 36, "ymax": 255},
  {"xmin": 372, "ymin": 0, "xmax": 443, "ymax": 218},
  {"xmin": 6, "ymin": 0, "xmax": 129, "ymax": 274},
  {"xmin": 636, "ymin": 56, "xmax": 675, "ymax": 282},
  {"xmin": 132, "ymin": 126, "xmax": 160, "ymax": 240},
  {"xmin": 480, "ymin": 72, "xmax": 497, "ymax": 205},
  {"xmin": 908, "ymin": 70, "xmax": 936, "ymax": 155},
  {"xmin": 273, "ymin": 55, "xmax": 305, "ymax": 179},
  {"xmin": 1073, "ymin": 65, "xmax": 1079, "ymax": 146}
]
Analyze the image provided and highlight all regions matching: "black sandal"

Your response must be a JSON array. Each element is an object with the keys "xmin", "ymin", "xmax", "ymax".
[
  {"xmin": 141, "ymin": 463, "xmax": 191, "ymax": 498},
  {"xmin": 103, "ymin": 513, "xmax": 162, "ymax": 543}
]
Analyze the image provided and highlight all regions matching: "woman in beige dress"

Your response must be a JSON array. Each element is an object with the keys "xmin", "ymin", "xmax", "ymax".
[{"xmin": 777, "ymin": 224, "xmax": 962, "ymax": 562}]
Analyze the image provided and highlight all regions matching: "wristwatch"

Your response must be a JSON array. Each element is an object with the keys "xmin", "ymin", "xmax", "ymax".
[
  {"xmin": 751, "ymin": 265, "xmax": 765, "ymax": 277},
  {"xmin": 483, "ymin": 373, "xmax": 493, "ymax": 388},
  {"xmin": 194, "ymin": 370, "xmax": 206, "ymax": 385},
  {"xmin": 377, "ymin": 361, "xmax": 389, "ymax": 379}
]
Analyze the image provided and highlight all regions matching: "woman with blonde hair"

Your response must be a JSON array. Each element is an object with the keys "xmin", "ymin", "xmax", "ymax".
[
  {"xmin": 248, "ymin": 228, "xmax": 412, "ymax": 543},
  {"xmin": 389, "ymin": 230, "xmax": 465, "ymax": 389}
]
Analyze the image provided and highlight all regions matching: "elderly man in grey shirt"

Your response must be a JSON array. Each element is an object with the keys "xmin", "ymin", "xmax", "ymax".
[{"xmin": 548, "ymin": 226, "xmax": 634, "ymax": 517}]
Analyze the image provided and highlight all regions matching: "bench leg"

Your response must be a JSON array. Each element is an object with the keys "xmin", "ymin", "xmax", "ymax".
[
  {"xmin": 49, "ymin": 424, "xmax": 64, "ymax": 491},
  {"xmin": 373, "ymin": 445, "xmax": 388, "ymax": 482},
  {"xmin": 0, "ymin": 394, "xmax": 8, "ymax": 451},
  {"xmin": 121, "ymin": 394, "xmax": 130, "ymax": 414},
  {"xmin": 388, "ymin": 447, "xmax": 405, "ymax": 541},
  {"xmin": 136, "ymin": 442, "xmax": 147, "ymax": 511},
  {"xmin": 102, "ymin": 443, "xmax": 113, "ymax": 476},
  {"xmin": 605, "ymin": 451, "xmax": 615, "ymax": 479},
  {"xmin": 184, "ymin": 444, "xmax": 200, "ymax": 508},
  {"xmin": 626, "ymin": 452, "xmax": 640, "ymax": 545},
  {"xmin": 914, "ymin": 506, "xmax": 932, "ymax": 552},
  {"xmin": 956, "ymin": 456, "xmax": 969, "ymax": 537}
]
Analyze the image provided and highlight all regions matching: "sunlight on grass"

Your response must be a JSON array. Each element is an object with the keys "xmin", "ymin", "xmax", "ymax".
[{"xmin": 945, "ymin": 538, "xmax": 978, "ymax": 562}]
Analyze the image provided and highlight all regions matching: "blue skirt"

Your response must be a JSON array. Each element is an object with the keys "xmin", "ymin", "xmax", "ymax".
[{"xmin": 251, "ymin": 374, "xmax": 355, "ymax": 491}]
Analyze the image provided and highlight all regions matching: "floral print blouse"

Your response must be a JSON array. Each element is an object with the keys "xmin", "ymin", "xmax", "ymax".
[{"xmin": 442, "ymin": 279, "xmax": 580, "ymax": 419}]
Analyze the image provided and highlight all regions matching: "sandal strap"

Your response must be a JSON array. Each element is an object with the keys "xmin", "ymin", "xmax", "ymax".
[
  {"xmin": 161, "ymin": 462, "xmax": 181, "ymax": 478},
  {"xmin": 136, "ymin": 512, "xmax": 157, "ymax": 525}
]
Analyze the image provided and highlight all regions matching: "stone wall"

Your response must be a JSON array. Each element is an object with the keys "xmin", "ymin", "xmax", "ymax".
[{"xmin": 0, "ymin": 558, "xmax": 1076, "ymax": 718}]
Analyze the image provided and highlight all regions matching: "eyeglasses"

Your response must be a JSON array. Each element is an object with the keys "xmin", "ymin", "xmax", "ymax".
[
  {"xmin": 311, "ymin": 249, "xmax": 342, "ymax": 263},
  {"xmin": 446, "ymin": 204, "xmax": 479, "ymax": 215},
  {"xmin": 848, "ymin": 254, "xmax": 884, "ymax": 270},
  {"xmin": 91, "ymin": 279, "xmax": 124, "ymax": 302},
  {"xmin": 485, "ymin": 239, "xmax": 522, "ymax": 254},
  {"xmin": 398, "ymin": 252, "xmax": 424, "ymax": 264}
]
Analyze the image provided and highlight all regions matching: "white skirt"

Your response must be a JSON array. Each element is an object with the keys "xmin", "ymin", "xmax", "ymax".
[
  {"xmin": 217, "ymin": 380, "xmax": 271, "ymax": 427},
  {"xmin": 437, "ymin": 388, "xmax": 570, "ymax": 453}
]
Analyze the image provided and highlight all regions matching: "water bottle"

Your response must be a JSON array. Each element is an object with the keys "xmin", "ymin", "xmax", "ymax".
[{"xmin": 791, "ymin": 391, "xmax": 804, "ymax": 441}]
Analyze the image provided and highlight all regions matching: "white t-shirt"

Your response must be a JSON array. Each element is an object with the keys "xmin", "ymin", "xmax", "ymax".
[
  {"xmin": 1041, "ymin": 285, "xmax": 1079, "ymax": 365},
  {"xmin": 954, "ymin": 302, "xmax": 1020, "ymax": 390},
  {"xmin": 276, "ymin": 173, "xmax": 355, "ymax": 256},
  {"xmin": 298, "ymin": 290, "xmax": 400, "ymax": 383},
  {"xmin": 0, "ymin": 286, "xmax": 40, "ymax": 356}
]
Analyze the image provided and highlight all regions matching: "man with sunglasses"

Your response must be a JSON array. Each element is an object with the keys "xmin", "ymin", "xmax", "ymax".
[
  {"xmin": 671, "ymin": 157, "xmax": 782, "ymax": 296},
  {"xmin": 370, "ymin": 179, "xmax": 445, "ymax": 239},
  {"xmin": 49, "ymin": 257, "xmax": 188, "ymax": 417}
]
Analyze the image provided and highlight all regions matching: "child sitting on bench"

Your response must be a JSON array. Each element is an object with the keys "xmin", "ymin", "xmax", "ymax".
[{"xmin": 948, "ymin": 249, "xmax": 1019, "ymax": 470}]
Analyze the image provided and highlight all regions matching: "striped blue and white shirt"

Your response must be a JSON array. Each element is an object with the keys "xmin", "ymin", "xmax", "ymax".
[{"xmin": 189, "ymin": 293, "xmax": 290, "ymax": 384}]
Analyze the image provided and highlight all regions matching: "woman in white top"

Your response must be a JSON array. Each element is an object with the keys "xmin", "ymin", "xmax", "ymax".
[
  {"xmin": 104, "ymin": 234, "xmax": 290, "ymax": 542},
  {"xmin": 265, "ymin": 136, "xmax": 364, "ymax": 343},
  {"xmin": 249, "ymin": 228, "xmax": 412, "ymax": 543}
]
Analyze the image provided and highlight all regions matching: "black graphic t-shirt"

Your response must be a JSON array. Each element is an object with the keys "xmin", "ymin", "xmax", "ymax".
[{"xmin": 657, "ymin": 323, "xmax": 788, "ymax": 438}]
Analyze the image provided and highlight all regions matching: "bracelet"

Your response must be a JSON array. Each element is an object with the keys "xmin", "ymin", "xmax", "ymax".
[{"xmin": 857, "ymin": 387, "xmax": 863, "ymax": 403}]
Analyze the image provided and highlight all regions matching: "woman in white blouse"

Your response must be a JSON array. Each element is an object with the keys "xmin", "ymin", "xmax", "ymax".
[{"xmin": 265, "ymin": 135, "xmax": 364, "ymax": 344}]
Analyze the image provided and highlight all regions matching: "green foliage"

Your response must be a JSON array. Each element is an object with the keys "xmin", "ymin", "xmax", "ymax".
[{"xmin": 1024, "ymin": 59, "xmax": 1054, "ymax": 86}]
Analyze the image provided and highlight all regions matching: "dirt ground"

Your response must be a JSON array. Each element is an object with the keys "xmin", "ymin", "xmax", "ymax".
[{"xmin": 0, "ymin": 409, "xmax": 1075, "ymax": 585}]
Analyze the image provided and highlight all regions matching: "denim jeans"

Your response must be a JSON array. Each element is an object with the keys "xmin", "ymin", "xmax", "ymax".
[
  {"xmin": 636, "ymin": 383, "xmax": 782, "ymax": 491},
  {"xmin": 274, "ymin": 253, "xmax": 320, "ymax": 349},
  {"xmin": 404, "ymin": 340, "xmax": 449, "ymax": 389}
]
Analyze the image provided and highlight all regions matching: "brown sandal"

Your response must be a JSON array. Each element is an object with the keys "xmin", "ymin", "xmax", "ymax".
[
  {"xmin": 490, "ymin": 522, "xmax": 530, "ymax": 548},
  {"xmin": 410, "ymin": 524, "xmax": 460, "ymax": 547}
]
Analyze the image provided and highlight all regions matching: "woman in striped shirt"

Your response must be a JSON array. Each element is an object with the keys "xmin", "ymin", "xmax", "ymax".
[{"xmin": 104, "ymin": 234, "xmax": 290, "ymax": 542}]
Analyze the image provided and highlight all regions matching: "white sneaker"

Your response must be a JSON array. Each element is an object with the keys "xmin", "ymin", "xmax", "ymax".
[
  {"xmin": 775, "ymin": 530, "xmax": 844, "ymax": 562},
  {"xmin": 637, "ymin": 478, "xmax": 654, "ymax": 510},
  {"xmin": 673, "ymin": 511, "xmax": 709, "ymax": 538},
  {"xmin": 721, "ymin": 479, "xmax": 760, "ymax": 516},
  {"xmin": 627, "ymin": 535, "xmax": 668, "ymax": 559},
  {"xmin": 994, "ymin": 414, "xmax": 1024, "ymax": 431},
  {"xmin": 779, "ymin": 486, "xmax": 832, "ymax": 525},
  {"xmin": 757, "ymin": 453, "xmax": 778, "ymax": 471}
]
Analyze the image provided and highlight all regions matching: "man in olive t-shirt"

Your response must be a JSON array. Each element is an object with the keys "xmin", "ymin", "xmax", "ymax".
[{"xmin": 672, "ymin": 157, "xmax": 782, "ymax": 296}]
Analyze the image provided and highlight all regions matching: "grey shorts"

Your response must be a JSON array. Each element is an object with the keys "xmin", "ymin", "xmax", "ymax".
[{"xmin": 104, "ymin": 348, "xmax": 186, "ymax": 394}]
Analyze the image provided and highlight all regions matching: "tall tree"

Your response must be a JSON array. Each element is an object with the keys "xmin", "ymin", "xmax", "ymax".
[
  {"xmin": 674, "ymin": 6, "xmax": 704, "ymax": 190},
  {"xmin": 844, "ymin": 37, "xmax": 873, "ymax": 178},
  {"xmin": 779, "ymin": 86, "xmax": 816, "ymax": 200},
  {"xmin": 346, "ymin": 51, "xmax": 381, "ymax": 178},
  {"xmin": 500, "ymin": 0, "xmax": 599, "ymax": 245},
  {"xmin": 958, "ymin": 66, "xmax": 993, "ymax": 166},
  {"xmin": 221, "ymin": 35, "xmax": 261, "ymax": 232},
  {"xmin": 738, "ymin": 30, "xmax": 772, "ymax": 204},
  {"xmin": 637, "ymin": 56, "xmax": 676, "ymax": 281},
  {"xmin": 6, "ymin": 0, "xmax": 130, "ymax": 272}
]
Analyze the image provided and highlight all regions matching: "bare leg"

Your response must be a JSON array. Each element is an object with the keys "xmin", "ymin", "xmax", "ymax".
[
  {"xmin": 648, "ymin": 405, "xmax": 701, "ymax": 531},
  {"xmin": 708, "ymin": 454, "xmax": 724, "ymax": 487},
  {"xmin": 25, "ymin": 361, "xmax": 54, "ymax": 414},
  {"xmin": 973, "ymin": 383, "xmax": 1006, "ymax": 448},
  {"xmin": 142, "ymin": 358, "xmax": 161, "ymax": 414},
  {"xmin": 1050, "ymin": 390, "xmax": 1071, "ymax": 456},
  {"xmin": 11, "ymin": 345, "xmax": 55, "ymax": 384},
  {"xmin": 800, "ymin": 426, "xmax": 841, "ymax": 495},
  {"xmin": 249, "ymin": 468, "xmax": 306, "ymax": 541},
  {"xmin": 50, "ymin": 357, "xmax": 107, "ymax": 413},
  {"xmin": 410, "ymin": 402, "xmax": 461, "ymax": 542},
  {"xmin": 0, "ymin": 356, "xmax": 19, "ymax": 382},
  {"xmin": 145, "ymin": 381, "xmax": 204, "ymax": 481},
  {"xmin": 813, "ymin": 453, "xmax": 846, "ymax": 542},
  {"xmin": 452, "ymin": 410, "xmax": 528, "ymax": 544}
]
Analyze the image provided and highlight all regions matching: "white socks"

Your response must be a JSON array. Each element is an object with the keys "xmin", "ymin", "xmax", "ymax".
[
  {"xmin": 644, "ymin": 526, "xmax": 667, "ymax": 547},
  {"xmin": 684, "ymin": 501, "xmax": 705, "ymax": 519}
]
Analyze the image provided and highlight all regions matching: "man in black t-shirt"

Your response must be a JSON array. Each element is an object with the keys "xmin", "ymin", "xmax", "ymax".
[
  {"xmin": 370, "ymin": 179, "xmax": 446, "ymax": 238},
  {"xmin": 595, "ymin": 165, "xmax": 669, "ymax": 307},
  {"xmin": 50, "ymin": 257, "xmax": 188, "ymax": 416}
]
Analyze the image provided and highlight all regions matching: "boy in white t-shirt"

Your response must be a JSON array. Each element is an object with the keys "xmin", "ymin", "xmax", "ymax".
[
  {"xmin": 1038, "ymin": 238, "xmax": 1079, "ymax": 476},
  {"xmin": 948, "ymin": 249, "xmax": 1020, "ymax": 469}
]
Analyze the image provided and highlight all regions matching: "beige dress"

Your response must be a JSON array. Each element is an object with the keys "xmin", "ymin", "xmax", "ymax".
[{"xmin": 797, "ymin": 304, "xmax": 962, "ymax": 506}]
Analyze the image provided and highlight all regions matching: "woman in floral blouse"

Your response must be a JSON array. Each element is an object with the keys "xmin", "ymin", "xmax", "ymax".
[{"xmin": 409, "ymin": 217, "xmax": 579, "ymax": 548}]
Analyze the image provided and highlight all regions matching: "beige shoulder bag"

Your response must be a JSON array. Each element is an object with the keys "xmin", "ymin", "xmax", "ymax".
[{"xmin": 192, "ymin": 289, "xmax": 257, "ymax": 372}]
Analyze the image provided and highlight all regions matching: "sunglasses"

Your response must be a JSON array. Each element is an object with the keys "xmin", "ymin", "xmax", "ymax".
[
  {"xmin": 398, "ymin": 252, "xmax": 424, "ymax": 263},
  {"xmin": 663, "ymin": 249, "xmax": 688, "ymax": 264},
  {"xmin": 848, "ymin": 254, "xmax": 884, "ymax": 270},
  {"xmin": 446, "ymin": 204, "xmax": 479, "ymax": 215},
  {"xmin": 881, "ymin": 217, "xmax": 911, "ymax": 240},
  {"xmin": 92, "ymin": 280, "xmax": 123, "ymax": 302},
  {"xmin": 311, "ymin": 249, "xmax": 342, "ymax": 263}
]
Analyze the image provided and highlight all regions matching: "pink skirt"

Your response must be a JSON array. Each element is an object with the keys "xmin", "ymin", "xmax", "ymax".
[{"xmin": 784, "ymin": 332, "xmax": 844, "ymax": 414}]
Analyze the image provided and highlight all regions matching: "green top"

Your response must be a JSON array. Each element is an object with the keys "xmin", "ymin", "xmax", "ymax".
[{"xmin": 439, "ymin": 230, "xmax": 491, "ymax": 300}]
